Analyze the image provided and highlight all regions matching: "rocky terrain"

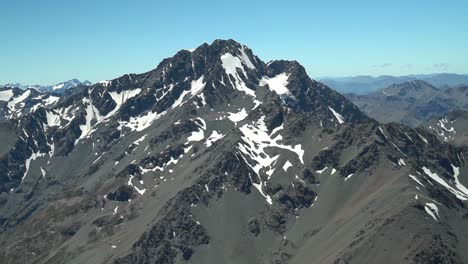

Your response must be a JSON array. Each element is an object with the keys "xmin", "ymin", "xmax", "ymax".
[
  {"xmin": 1, "ymin": 40, "xmax": 468, "ymax": 264},
  {"xmin": 424, "ymin": 110, "xmax": 468, "ymax": 146},
  {"xmin": 0, "ymin": 87, "xmax": 60, "ymax": 122},
  {"xmin": 346, "ymin": 80, "xmax": 468, "ymax": 127}
]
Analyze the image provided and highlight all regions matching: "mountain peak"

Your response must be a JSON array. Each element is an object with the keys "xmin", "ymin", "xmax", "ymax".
[
  {"xmin": 382, "ymin": 79, "xmax": 438, "ymax": 96},
  {"xmin": 405, "ymin": 79, "xmax": 436, "ymax": 87},
  {"xmin": 211, "ymin": 38, "xmax": 243, "ymax": 47},
  {"xmin": 114, "ymin": 39, "xmax": 366, "ymax": 125},
  {"xmin": 2, "ymin": 40, "xmax": 468, "ymax": 264}
]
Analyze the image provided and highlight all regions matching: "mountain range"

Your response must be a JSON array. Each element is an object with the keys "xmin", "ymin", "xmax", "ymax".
[
  {"xmin": 0, "ymin": 40, "xmax": 467, "ymax": 264},
  {"xmin": 1, "ymin": 79, "xmax": 92, "ymax": 93},
  {"xmin": 345, "ymin": 80, "xmax": 468, "ymax": 127},
  {"xmin": 319, "ymin": 74, "xmax": 468, "ymax": 94}
]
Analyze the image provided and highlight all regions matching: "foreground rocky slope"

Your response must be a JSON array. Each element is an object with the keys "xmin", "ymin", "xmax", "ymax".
[{"xmin": 1, "ymin": 40, "xmax": 468, "ymax": 264}]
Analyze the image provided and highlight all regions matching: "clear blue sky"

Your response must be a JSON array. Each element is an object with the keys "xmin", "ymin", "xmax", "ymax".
[{"xmin": 1, "ymin": 0, "xmax": 467, "ymax": 85}]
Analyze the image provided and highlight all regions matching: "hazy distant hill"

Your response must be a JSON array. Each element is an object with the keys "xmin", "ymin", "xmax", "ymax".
[
  {"xmin": 319, "ymin": 73, "xmax": 468, "ymax": 94},
  {"xmin": 346, "ymin": 80, "xmax": 468, "ymax": 127}
]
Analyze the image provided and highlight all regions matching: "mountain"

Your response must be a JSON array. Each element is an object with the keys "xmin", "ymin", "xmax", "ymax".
[
  {"xmin": 0, "ymin": 87, "xmax": 61, "ymax": 122},
  {"xmin": 424, "ymin": 110, "xmax": 468, "ymax": 146},
  {"xmin": 319, "ymin": 73, "xmax": 468, "ymax": 94},
  {"xmin": 1, "ymin": 79, "xmax": 92, "ymax": 93},
  {"xmin": 0, "ymin": 40, "xmax": 468, "ymax": 264},
  {"xmin": 346, "ymin": 80, "xmax": 468, "ymax": 127},
  {"xmin": 44, "ymin": 79, "xmax": 93, "ymax": 93}
]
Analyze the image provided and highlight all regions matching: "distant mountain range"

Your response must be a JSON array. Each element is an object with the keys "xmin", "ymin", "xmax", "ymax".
[
  {"xmin": 1, "ymin": 79, "xmax": 92, "ymax": 93},
  {"xmin": 319, "ymin": 73, "xmax": 468, "ymax": 94},
  {"xmin": 346, "ymin": 80, "xmax": 468, "ymax": 127}
]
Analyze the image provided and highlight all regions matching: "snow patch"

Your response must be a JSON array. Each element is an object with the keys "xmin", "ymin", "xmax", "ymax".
[
  {"xmin": 424, "ymin": 203, "xmax": 439, "ymax": 221},
  {"xmin": 108, "ymin": 88, "xmax": 142, "ymax": 116},
  {"xmin": 316, "ymin": 167, "xmax": 328, "ymax": 174},
  {"xmin": 52, "ymin": 83, "xmax": 65, "ymax": 90},
  {"xmin": 127, "ymin": 175, "xmax": 146, "ymax": 195},
  {"xmin": 205, "ymin": 131, "xmax": 224, "ymax": 147},
  {"xmin": 237, "ymin": 116, "xmax": 304, "ymax": 204},
  {"xmin": 8, "ymin": 89, "xmax": 31, "ymax": 110},
  {"xmin": 451, "ymin": 164, "xmax": 468, "ymax": 197},
  {"xmin": 99, "ymin": 80, "xmax": 111, "ymax": 87},
  {"xmin": 283, "ymin": 160, "xmax": 293, "ymax": 172},
  {"xmin": 398, "ymin": 158, "xmax": 406, "ymax": 166},
  {"xmin": 40, "ymin": 167, "xmax": 46, "ymax": 178},
  {"xmin": 378, "ymin": 127, "xmax": 388, "ymax": 139},
  {"xmin": 198, "ymin": 93, "xmax": 206, "ymax": 106},
  {"xmin": 239, "ymin": 46, "xmax": 255, "ymax": 69},
  {"xmin": 422, "ymin": 166, "xmax": 468, "ymax": 200},
  {"xmin": 259, "ymin": 73, "xmax": 290, "ymax": 95},
  {"xmin": 22, "ymin": 151, "xmax": 46, "ymax": 182},
  {"xmin": 409, "ymin": 174, "xmax": 425, "ymax": 187},
  {"xmin": 417, "ymin": 133, "xmax": 428, "ymax": 144},
  {"xmin": 344, "ymin": 173, "xmax": 354, "ymax": 181},
  {"xmin": 228, "ymin": 108, "xmax": 248, "ymax": 125},
  {"xmin": 328, "ymin": 107, "xmax": 344, "ymax": 124},
  {"xmin": 220, "ymin": 53, "xmax": 255, "ymax": 96},
  {"xmin": 187, "ymin": 130, "xmax": 204, "ymax": 142},
  {"xmin": 0, "ymin": 89, "xmax": 14, "ymax": 101},
  {"xmin": 186, "ymin": 118, "xmax": 207, "ymax": 142},
  {"xmin": 121, "ymin": 110, "xmax": 165, "ymax": 132},
  {"xmin": 271, "ymin": 124, "xmax": 284, "ymax": 136},
  {"xmin": 43, "ymin": 95, "xmax": 60, "ymax": 106},
  {"xmin": 133, "ymin": 134, "xmax": 147, "ymax": 145},
  {"xmin": 46, "ymin": 110, "xmax": 61, "ymax": 127},
  {"xmin": 171, "ymin": 76, "xmax": 206, "ymax": 109},
  {"xmin": 75, "ymin": 98, "xmax": 102, "ymax": 144}
]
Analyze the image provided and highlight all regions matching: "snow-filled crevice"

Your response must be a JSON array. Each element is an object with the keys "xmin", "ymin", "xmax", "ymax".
[
  {"xmin": 237, "ymin": 115, "xmax": 304, "ymax": 204},
  {"xmin": 220, "ymin": 53, "xmax": 256, "ymax": 97}
]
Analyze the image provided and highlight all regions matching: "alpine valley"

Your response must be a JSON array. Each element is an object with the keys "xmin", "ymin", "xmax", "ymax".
[{"xmin": 1, "ymin": 40, "xmax": 468, "ymax": 264}]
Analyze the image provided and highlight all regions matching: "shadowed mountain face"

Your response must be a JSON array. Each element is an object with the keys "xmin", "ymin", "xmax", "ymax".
[
  {"xmin": 1, "ymin": 40, "xmax": 468, "ymax": 264},
  {"xmin": 346, "ymin": 80, "xmax": 468, "ymax": 127}
]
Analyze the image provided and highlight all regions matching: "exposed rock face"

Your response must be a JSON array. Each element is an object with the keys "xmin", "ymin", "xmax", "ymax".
[{"xmin": 0, "ymin": 40, "xmax": 467, "ymax": 264}]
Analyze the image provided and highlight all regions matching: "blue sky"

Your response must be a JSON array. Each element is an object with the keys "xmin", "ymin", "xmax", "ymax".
[{"xmin": 1, "ymin": 0, "xmax": 467, "ymax": 84}]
